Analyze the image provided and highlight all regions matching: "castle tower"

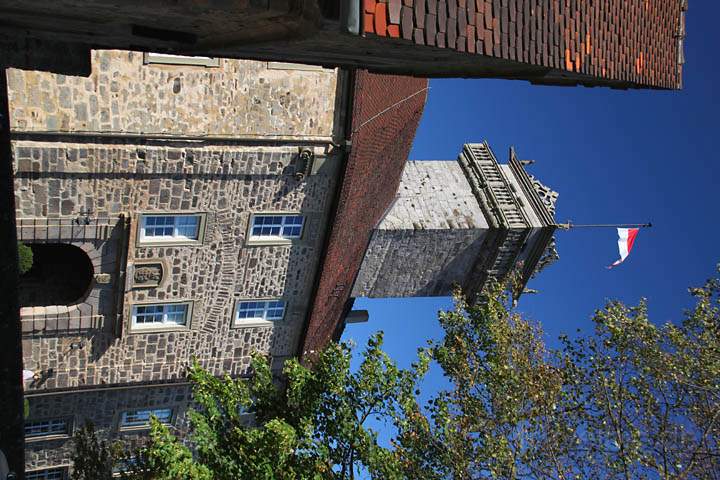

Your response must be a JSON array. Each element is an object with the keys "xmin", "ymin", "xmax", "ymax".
[{"xmin": 352, "ymin": 142, "xmax": 559, "ymax": 299}]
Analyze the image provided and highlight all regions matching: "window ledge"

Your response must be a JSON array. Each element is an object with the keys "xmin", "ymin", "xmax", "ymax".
[
  {"xmin": 244, "ymin": 238, "xmax": 297, "ymax": 247},
  {"xmin": 144, "ymin": 53, "xmax": 219, "ymax": 67},
  {"xmin": 127, "ymin": 325, "xmax": 190, "ymax": 334},
  {"xmin": 137, "ymin": 239, "xmax": 204, "ymax": 248},
  {"xmin": 118, "ymin": 425, "xmax": 154, "ymax": 433},
  {"xmin": 232, "ymin": 321, "xmax": 278, "ymax": 329},
  {"xmin": 25, "ymin": 434, "xmax": 71, "ymax": 443}
]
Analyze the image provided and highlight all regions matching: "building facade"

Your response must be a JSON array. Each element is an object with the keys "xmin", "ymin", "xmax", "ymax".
[
  {"xmin": 11, "ymin": 51, "xmax": 347, "ymax": 475},
  {"xmin": 0, "ymin": 2, "xmax": 689, "ymax": 475},
  {"xmin": 12, "ymin": 50, "xmax": 562, "ymax": 474}
]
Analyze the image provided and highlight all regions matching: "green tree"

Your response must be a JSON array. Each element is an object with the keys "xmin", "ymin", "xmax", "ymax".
[
  {"xmin": 72, "ymin": 270, "xmax": 720, "ymax": 480},
  {"xmin": 71, "ymin": 421, "xmax": 123, "ymax": 480},
  {"xmin": 135, "ymin": 332, "xmax": 427, "ymax": 480},
  {"xmin": 394, "ymin": 271, "xmax": 720, "ymax": 479}
]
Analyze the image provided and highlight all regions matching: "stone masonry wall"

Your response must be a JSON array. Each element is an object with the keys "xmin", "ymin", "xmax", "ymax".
[
  {"xmin": 379, "ymin": 160, "xmax": 488, "ymax": 230},
  {"xmin": 352, "ymin": 160, "xmax": 491, "ymax": 297},
  {"xmin": 7, "ymin": 50, "xmax": 339, "ymax": 139},
  {"xmin": 15, "ymin": 141, "xmax": 341, "ymax": 390},
  {"xmin": 25, "ymin": 383, "xmax": 192, "ymax": 471},
  {"xmin": 11, "ymin": 49, "xmax": 344, "ymax": 473}
]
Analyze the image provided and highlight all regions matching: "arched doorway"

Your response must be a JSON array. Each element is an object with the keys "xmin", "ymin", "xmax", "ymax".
[{"xmin": 18, "ymin": 244, "xmax": 94, "ymax": 307}]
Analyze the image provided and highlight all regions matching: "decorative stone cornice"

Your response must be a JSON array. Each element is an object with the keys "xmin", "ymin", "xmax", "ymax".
[
  {"xmin": 508, "ymin": 148, "xmax": 557, "ymax": 228},
  {"xmin": 458, "ymin": 142, "xmax": 530, "ymax": 230}
]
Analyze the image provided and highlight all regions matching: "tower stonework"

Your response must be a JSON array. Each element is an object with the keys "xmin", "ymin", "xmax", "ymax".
[{"xmin": 352, "ymin": 142, "xmax": 558, "ymax": 299}]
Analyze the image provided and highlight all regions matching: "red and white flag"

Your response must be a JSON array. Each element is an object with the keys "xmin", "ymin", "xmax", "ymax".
[{"xmin": 608, "ymin": 228, "xmax": 639, "ymax": 269}]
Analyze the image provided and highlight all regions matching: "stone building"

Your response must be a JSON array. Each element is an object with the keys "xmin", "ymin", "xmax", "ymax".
[
  {"xmin": 11, "ymin": 50, "xmax": 348, "ymax": 475},
  {"xmin": 0, "ymin": 1, "xmax": 689, "ymax": 473},
  {"xmin": 10, "ymin": 48, "xmax": 562, "ymax": 476}
]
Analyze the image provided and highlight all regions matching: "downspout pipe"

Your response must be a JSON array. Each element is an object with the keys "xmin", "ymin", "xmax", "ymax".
[{"xmin": 340, "ymin": 0, "xmax": 361, "ymax": 35}]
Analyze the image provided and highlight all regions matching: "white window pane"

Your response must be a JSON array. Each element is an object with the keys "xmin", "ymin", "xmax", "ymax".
[
  {"xmin": 141, "ymin": 215, "xmax": 201, "ymax": 242},
  {"xmin": 121, "ymin": 408, "xmax": 172, "ymax": 427},
  {"xmin": 133, "ymin": 304, "xmax": 188, "ymax": 328},
  {"xmin": 250, "ymin": 215, "xmax": 304, "ymax": 240},
  {"xmin": 236, "ymin": 300, "xmax": 285, "ymax": 324}
]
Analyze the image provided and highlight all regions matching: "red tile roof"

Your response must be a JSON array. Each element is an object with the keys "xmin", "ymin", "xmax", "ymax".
[
  {"xmin": 300, "ymin": 71, "xmax": 428, "ymax": 360},
  {"xmin": 363, "ymin": 0, "xmax": 686, "ymax": 90}
]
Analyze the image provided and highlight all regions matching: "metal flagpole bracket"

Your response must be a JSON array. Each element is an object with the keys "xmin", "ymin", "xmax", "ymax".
[{"xmin": 556, "ymin": 220, "xmax": 653, "ymax": 230}]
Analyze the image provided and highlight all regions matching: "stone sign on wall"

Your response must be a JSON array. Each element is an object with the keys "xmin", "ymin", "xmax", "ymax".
[{"xmin": 132, "ymin": 262, "xmax": 164, "ymax": 289}]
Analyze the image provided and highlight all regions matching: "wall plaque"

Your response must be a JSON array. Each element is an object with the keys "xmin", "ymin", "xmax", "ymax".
[{"xmin": 132, "ymin": 262, "xmax": 164, "ymax": 288}]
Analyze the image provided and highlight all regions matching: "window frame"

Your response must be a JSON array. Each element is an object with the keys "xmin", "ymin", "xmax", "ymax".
[
  {"xmin": 137, "ymin": 213, "xmax": 206, "ymax": 247},
  {"xmin": 233, "ymin": 299, "xmax": 287, "ymax": 327},
  {"xmin": 143, "ymin": 52, "xmax": 220, "ymax": 68},
  {"xmin": 129, "ymin": 301, "xmax": 193, "ymax": 333},
  {"xmin": 246, "ymin": 213, "xmax": 305, "ymax": 246},
  {"xmin": 24, "ymin": 417, "xmax": 73, "ymax": 442},
  {"xmin": 118, "ymin": 407, "xmax": 174, "ymax": 432},
  {"xmin": 25, "ymin": 467, "xmax": 70, "ymax": 480}
]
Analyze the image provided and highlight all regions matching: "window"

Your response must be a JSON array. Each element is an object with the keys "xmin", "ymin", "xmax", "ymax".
[
  {"xmin": 235, "ymin": 300, "xmax": 286, "ymax": 325},
  {"xmin": 120, "ymin": 408, "xmax": 173, "ymax": 429},
  {"xmin": 25, "ymin": 418, "xmax": 70, "ymax": 439},
  {"xmin": 131, "ymin": 303, "xmax": 190, "ymax": 330},
  {"xmin": 249, "ymin": 214, "xmax": 304, "ymax": 241},
  {"xmin": 138, "ymin": 214, "xmax": 204, "ymax": 245},
  {"xmin": 26, "ymin": 468, "xmax": 68, "ymax": 480},
  {"xmin": 144, "ymin": 52, "xmax": 219, "ymax": 67}
]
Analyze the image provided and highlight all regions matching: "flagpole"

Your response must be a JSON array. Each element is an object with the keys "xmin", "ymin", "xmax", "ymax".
[{"xmin": 556, "ymin": 222, "xmax": 652, "ymax": 230}]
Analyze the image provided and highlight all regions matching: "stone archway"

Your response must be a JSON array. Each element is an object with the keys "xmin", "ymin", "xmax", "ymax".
[
  {"xmin": 19, "ymin": 243, "xmax": 94, "ymax": 307},
  {"xmin": 16, "ymin": 216, "xmax": 129, "ymax": 336}
]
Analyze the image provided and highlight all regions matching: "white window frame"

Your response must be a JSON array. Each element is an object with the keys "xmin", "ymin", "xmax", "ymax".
[
  {"xmin": 247, "ymin": 213, "xmax": 305, "ymax": 245},
  {"xmin": 25, "ymin": 417, "xmax": 72, "ymax": 441},
  {"xmin": 234, "ymin": 299, "xmax": 286, "ymax": 327},
  {"xmin": 137, "ymin": 213, "xmax": 206, "ymax": 246},
  {"xmin": 143, "ymin": 52, "xmax": 220, "ymax": 67},
  {"xmin": 119, "ymin": 407, "xmax": 173, "ymax": 431},
  {"xmin": 26, "ymin": 467, "xmax": 69, "ymax": 480},
  {"xmin": 130, "ymin": 302, "xmax": 192, "ymax": 332}
]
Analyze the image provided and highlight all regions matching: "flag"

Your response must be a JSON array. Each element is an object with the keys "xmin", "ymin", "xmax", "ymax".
[{"xmin": 608, "ymin": 228, "xmax": 639, "ymax": 269}]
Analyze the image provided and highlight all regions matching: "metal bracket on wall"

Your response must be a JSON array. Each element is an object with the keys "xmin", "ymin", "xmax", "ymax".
[{"xmin": 295, "ymin": 148, "xmax": 315, "ymax": 180}]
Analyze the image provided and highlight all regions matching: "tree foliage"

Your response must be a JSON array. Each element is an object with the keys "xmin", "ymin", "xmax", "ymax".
[
  {"xmin": 72, "ymin": 270, "xmax": 720, "ymax": 479},
  {"xmin": 131, "ymin": 333, "xmax": 427, "ymax": 479},
  {"xmin": 71, "ymin": 421, "xmax": 124, "ymax": 480},
  {"xmin": 394, "ymin": 271, "xmax": 720, "ymax": 480},
  {"xmin": 17, "ymin": 242, "xmax": 33, "ymax": 275}
]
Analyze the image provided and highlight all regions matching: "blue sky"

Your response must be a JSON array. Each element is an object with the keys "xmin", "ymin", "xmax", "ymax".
[{"xmin": 341, "ymin": 2, "xmax": 719, "ymax": 452}]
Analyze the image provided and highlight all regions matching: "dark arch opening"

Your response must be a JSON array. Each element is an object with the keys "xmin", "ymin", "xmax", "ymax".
[{"xmin": 18, "ymin": 244, "xmax": 94, "ymax": 307}]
